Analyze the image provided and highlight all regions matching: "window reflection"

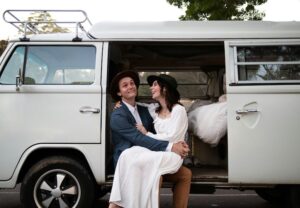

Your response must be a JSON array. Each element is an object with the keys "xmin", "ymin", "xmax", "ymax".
[
  {"xmin": 138, "ymin": 71, "xmax": 208, "ymax": 98},
  {"xmin": 237, "ymin": 45, "xmax": 300, "ymax": 82},
  {"xmin": 237, "ymin": 46, "xmax": 300, "ymax": 62},
  {"xmin": 239, "ymin": 64, "xmax": 300, "ymax": 81},
  {"xmin": 0, "ymin": 47, "xmax": 25, "ymax": 84},
  {"xmin": 0, "ymin": 45, "xmax": 97, "ymax": 85}
]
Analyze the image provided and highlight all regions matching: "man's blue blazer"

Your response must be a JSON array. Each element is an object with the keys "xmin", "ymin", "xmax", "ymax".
[{"xmin": 110, "ymin": 101, "xmax": 168, "ymax": 168}]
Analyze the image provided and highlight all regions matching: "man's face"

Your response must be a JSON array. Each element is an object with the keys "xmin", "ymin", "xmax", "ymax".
[{"xmin": 117, "ymin": 77, "xmax": 137, "ymax": 100}]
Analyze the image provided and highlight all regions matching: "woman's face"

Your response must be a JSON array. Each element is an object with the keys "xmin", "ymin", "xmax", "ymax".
[{"xmin": 150, "ymin": 80, "xmax": 163, "ymax": 100}]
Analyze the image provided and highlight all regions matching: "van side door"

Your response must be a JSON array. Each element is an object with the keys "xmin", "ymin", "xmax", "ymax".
[
  {"xmin": 225, "ymin": 40, "xmax": 300, "ymax": 184},
  {"xmin": 0, "ymin": 42, "xmax": 102, "ymax": 180}
]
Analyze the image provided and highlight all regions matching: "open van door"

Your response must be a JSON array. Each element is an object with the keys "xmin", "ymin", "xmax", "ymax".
[
  {"xmin": 0, "ymin": 43, "xmax": 102, "ymax": 181},
  {"xmin": 225, "ymin": 40, "xmax": 300, "ymax": 184}
]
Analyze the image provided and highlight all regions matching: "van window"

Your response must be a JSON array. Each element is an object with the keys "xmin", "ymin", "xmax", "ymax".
[
  {"xmin": 0, "ymin": 46, "xmax": 25, "ymax": 84},
  {"xmin": 138, "ymin": 71, "xmax": 208, "ymax": 98},
  {"xmin": 0, "ymin": 45, "xmax": 96, "ymax": 85},
  {"xmin": 236, "ymin": 45, "xmax": 300, "ymax": 82}
]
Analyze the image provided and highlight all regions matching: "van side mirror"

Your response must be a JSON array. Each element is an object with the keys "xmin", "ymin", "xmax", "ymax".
[{"xmin": 16, "ymin": 68, "xmax": 23, "ymax": 91}]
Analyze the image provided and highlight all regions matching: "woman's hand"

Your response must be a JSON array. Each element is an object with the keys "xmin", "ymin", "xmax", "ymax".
[
  {"xmin": 114, "ymin": 101, "xmax": 122, "ymax": 110},
  {"xmin": 136, "ymin": 124, "xmax": 147, "ymax": 135}
]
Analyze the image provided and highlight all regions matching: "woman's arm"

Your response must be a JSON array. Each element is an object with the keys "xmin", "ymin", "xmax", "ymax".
[
  {"xmin": 146, "ymin": 105, "xmax": 188, "ymax": 142},
  {"xmin": 110, "ymin": 110, "xmax": 168, "ymax": 151}
]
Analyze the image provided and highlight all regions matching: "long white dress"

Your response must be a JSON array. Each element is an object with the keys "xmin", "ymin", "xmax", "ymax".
[{"xmin": 109, "ymin": 104, "xmax": 188, "ymax": 208}]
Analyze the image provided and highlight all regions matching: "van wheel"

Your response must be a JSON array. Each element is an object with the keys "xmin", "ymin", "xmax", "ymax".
[
  {"xmin": 255, "ymin": 188, "xmax": 285, "ymax": 204},
  {"xmin": 20, "ymin": 156, "xmax": 95, "ymax": 208},
  {"xmin": 96, "ymin": 185, "xmax": 109, "ymax": 198},
  {"xmin": 287, "ymin": 186, "xmax": 300, "ymax": 208}
]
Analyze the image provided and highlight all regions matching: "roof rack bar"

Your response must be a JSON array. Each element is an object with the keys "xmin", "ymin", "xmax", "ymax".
[
  {"xmin": 3, "ymin": 9, "xmax": 93, "ymax": 39},
  {"xmin": 3, "ymin": 10, "xmax": 38, "ymax": 34},
  {"xmin": 3, "ymin": 9, "xmax": 90, "ymax": 23}
]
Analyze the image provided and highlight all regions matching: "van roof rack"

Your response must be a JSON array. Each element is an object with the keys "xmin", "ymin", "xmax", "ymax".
[{"xmin": 3, "ymin": 9, "xmax": 93, "ymax": 40}]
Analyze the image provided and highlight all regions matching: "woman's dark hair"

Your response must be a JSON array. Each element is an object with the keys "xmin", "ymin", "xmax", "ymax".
[{"xmin": 155, "ymin": 80, "xmax": 182, "ymax": 113}]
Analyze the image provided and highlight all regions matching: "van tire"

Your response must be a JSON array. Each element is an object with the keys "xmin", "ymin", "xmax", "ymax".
[
  {"xmin": 287, "ymin": 186, "xmax": 300, "ymax": 208},
  {"xmin": 96, "ymin": 185, "xmax": 109, "ymax": 198},
  {"xmin": 255, "ymin": 188, "xmax": 285, "ymax": 204},
  {"xmin": 20, "ymin": 156, "xmax": 95, "ymax": 208}
]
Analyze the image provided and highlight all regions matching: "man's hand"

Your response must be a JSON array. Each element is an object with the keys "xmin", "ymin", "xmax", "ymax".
[{"xmin": 171, "ymin": 141, "xmax": 190, "ymax": 158}]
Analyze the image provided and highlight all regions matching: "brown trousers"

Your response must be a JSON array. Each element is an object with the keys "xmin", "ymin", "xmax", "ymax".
[{"xmin": 161, "ymin": 166, "xmax": 192, "ymax": 208}]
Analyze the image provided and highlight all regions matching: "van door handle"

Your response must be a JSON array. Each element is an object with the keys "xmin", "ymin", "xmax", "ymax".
[
  {"xmin": 79, "ymin": 106, "xmax": 100, "ymax": 114},
  {"xmin": 236, "ymin": 109, "xmax": 258, "ymax": 114}
]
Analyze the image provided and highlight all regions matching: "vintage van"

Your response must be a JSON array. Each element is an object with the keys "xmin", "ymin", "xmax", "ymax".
[{"xmin": 0, "ymin": 9, "xmax": 300, "ymax": 208}]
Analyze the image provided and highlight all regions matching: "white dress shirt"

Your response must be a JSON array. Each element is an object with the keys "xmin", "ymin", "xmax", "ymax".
[{"xmin": 122, "ymin": 101, "xmax": 142, "ymax": 124}]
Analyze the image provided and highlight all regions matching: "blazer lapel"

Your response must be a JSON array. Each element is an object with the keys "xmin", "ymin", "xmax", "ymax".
[
  {"xmin": 121, "ymin": 101, "xmax": 136, "ymax": 124},
  {"xmin": 137, "ymin": 105, "xmax": 149, "ymax": 127}
]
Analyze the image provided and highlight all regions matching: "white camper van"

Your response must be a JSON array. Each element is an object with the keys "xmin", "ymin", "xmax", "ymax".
[{"xmin": 0, "ymin": 9, "xmax": 300, "ymax": 208}]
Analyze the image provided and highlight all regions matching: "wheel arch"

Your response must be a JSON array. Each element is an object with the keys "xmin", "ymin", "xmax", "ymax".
[{"xmin": 17, "ymin": 147, "xmax": 96, "ymax": 185}]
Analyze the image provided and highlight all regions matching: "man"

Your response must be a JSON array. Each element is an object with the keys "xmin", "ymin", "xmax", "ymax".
[{"xmin": 109, "ymin": 70, "xmax": 191, "ymax": 208}]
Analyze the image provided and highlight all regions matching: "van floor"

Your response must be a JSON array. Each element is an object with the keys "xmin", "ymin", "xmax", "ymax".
[
  {"xmin": 107, "ymin": 166, "xmax": 228, "ymax": 183},
  {"xmin": 191, "ymin": 166, "xmax": 227, "ymax": 182}
]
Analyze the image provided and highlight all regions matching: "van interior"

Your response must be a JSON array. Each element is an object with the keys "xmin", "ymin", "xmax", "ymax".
[{"xmin": 106, "ymin": 41, "xmax": 227, "ymax": 184}]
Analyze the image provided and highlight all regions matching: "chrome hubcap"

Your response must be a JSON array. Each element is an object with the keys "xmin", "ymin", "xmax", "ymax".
[{"xmin": 34, "ymin": 170, "xmax": 80, "ymax": 208}]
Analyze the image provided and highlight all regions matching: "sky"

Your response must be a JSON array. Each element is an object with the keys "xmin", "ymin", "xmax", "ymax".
[{"xmin": 1, "ymin": 0, "xmax": 300, "ymax": 39}]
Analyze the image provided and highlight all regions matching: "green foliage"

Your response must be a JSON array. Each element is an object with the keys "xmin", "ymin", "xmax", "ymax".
[
  {"xmin": 167, "ymin": 0, "xmax": 267, "ymax": 20},
  {"xmin": 20, "ymin": 11, "xmax": 70, "ymax": 34}
]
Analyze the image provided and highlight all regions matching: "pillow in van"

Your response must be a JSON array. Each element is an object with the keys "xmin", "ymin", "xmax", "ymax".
[{"xmin": 188, "ymin": 102, "xmax": 227, "ymax": 146}]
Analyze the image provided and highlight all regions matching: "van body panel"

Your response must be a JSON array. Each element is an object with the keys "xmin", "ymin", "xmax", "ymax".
[
  {"xmin": 226, "ymin": 40, "xmax": 300, "ymax": 184},
  {"xmin": 89, "ymin": 21, "xmax": 300, "ymax": 39},
  {"xmin": 0, "ymin": 143, "xmax": 105, "ymax": 188},
  {"xmin": 227, "ymin": 93, "xmax": 300, "ymax": 184}
]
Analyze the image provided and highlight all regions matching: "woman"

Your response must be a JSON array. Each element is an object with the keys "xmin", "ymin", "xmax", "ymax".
[{"xmin": 109, "ymin": 74, "xmax": 188, "ymax": 208}]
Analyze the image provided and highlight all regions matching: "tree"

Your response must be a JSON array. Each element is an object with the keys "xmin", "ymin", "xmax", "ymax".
[
  {"xmin": 20, "ymin": 11, "xmax": 69, "ymax": 34},
  {"xmin": 0, "ymin": 40, "xmax": 8, "ymax": 56},
  {"xmin": 166, "ymin": 0, "xmax": 267, "ymax": 20}
]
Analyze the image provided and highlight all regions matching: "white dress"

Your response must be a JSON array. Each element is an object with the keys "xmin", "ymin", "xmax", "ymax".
[{"xmin": 109, "ymin": 104, "xmax": 188, "ymax": 208}]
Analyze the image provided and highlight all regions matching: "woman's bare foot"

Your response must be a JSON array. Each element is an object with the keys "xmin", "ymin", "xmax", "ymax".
[{"xmin": 108, "ymin": 202, "xmax": 121, "ymax": 208}]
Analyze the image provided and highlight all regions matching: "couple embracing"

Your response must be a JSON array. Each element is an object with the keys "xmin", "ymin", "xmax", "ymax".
[{"xmin": 109, "ymin": 71, "xmax": 192, "ymax": 208}]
